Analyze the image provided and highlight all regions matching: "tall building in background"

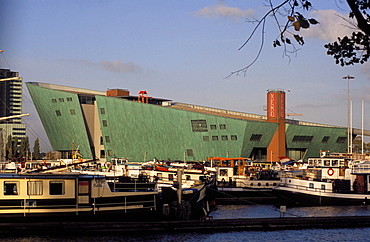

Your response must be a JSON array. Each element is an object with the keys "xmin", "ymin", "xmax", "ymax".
[{"xmin": 0, "ymin": 69, "xmax": 27, "ymax": 159}]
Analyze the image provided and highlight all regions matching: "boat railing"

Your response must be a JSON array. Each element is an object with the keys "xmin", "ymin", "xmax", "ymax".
[
  {"xmin": 108, "ymin": 177, "xmax": 157, "ymax": 192},
  {"xmin": 93, "ymin": 198, "xmax": 156, "ymax": 211},
  {"xmin": 282, "ymin": 183, "xmax": 332, "ymax": 193},
  {"xmin": 0, "ymin": 196, "xmax": 156, "ymax": 214},
  {"xmin": 352, "ymin": 164, "xmax": 370, "ymax": 174},
  {"xmin": 219, "ymin": 179, "xmax": 279, "ymax": 188}
]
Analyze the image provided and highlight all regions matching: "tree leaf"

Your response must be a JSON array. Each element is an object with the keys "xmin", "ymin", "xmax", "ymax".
[
  {"xmin": 308, "ymin": 18, "xmax": 319, "ymax": 25},
  {"xmin": 292, "ymin": 21, "xmax": 301, "ymax": 31},
  {"xmin": 299, "ymin": 19, "xmax": 310, "ymax": 29}
]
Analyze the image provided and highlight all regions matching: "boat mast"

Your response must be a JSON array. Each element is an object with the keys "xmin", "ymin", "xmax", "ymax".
[{"xmin": 362, "ymin": 98, "xmax": 364, "ymax": 155}]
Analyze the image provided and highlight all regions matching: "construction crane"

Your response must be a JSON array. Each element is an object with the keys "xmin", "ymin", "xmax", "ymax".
[
  {"xmin": 286, "ymin": 107, "xmax": 302, "ymax": 117},
  {"xmin": 0, "ymin": 113, "xmax": 30, "ymax": 121},
  {"xmin": 286, "ymin": 113, "xmax": 303, "ymax": 117}
]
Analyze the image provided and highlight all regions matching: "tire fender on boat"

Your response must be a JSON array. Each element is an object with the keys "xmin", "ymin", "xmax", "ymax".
[{"xmin": 327, "ymin": 168, "xmax": 334, "ymax": 176}]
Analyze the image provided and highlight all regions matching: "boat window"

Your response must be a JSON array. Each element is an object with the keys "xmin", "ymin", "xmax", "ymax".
[
  {"xmin": 168, "ymin": 174, "xmax": 174, "ymax": 181},
  {"xmin": 4, "ymin": 181, "xmax": 19, "ymax": 195},
  {"xmin": 27, "ymin": 181, "xmax": 43, "ymax": 195},
  {"xmin": 332, "ymin": 160, "xmax": 338, "ymax": 166},
  {"xmin": 157, "ymin": 173, "xmax": 162, "ymax": 180},
  {"xmin": 321, "ymin": 185, "xmax": 326, "ymax": 190},
  {"xmin": 186, "ymin": 175, "xmax": 191, "ymax": 180},
  {"xmin": 309, "ymin": 183, "xmax": 314, "ymax": 188},
  {"xmin": 316, "ymin": 159, "xmax": 322, "ymax": 166},
  {"xmin": 49, "ymin": 181, "xmax": 65, "ymax": 195},
  {"xmin": 219, "ymin": 169, "xmax": 228, "ymax": 176},
  {"xmin": 324, "ymin": 160, "xmax": 330, "ymax": 166}
]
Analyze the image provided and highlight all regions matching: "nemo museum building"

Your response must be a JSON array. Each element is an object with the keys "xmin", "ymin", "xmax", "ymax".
[{"xmin": 26, "ymin": 82, "xmax": 359, "ymax": 163}]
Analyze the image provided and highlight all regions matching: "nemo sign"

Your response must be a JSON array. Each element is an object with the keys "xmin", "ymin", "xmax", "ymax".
[{"xmin": 267, "ymin": 91, "xmax": 285, "ymax": 119}]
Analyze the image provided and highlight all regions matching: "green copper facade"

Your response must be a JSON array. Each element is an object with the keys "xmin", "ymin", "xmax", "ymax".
[
  {"xmin": 95, "ymin": 95, "xmax": 277, "ymax": 161},
  {"xmin": 26, "ymin": 82, "xmax": 349, "ymax": 162}
]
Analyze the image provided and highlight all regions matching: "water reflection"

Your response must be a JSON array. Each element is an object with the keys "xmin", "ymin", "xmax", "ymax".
[{"xmin": 211, "ymin": 204, "xmax": 370, "ymax": 219}]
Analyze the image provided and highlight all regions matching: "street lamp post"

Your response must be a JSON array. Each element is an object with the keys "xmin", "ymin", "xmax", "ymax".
[{"xmin": 343, "ymin": 75, "xmax": 355, "ymax": 154}]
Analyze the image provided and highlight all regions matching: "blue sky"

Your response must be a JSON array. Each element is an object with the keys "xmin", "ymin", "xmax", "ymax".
[{"xmin": 1, "ymin": 0, "xmax": 370, "ymax": 152}]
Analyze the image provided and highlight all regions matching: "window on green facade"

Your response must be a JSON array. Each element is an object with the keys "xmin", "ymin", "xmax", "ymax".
[
  {"xmin": 292, "ymin": 135, "xmax": 313, "ymax": 142},
  {"xmin": 336, "ymin": 137, "xmax": 347, "ymax": 143},
  {"xmin": 191, "ymin": 120, "xmax": 208, "ymax": 132},
  {"xmin": 322, "ymin": 136, "xmax": 330, "ymax": 143},
  {"xmin": 70, "ymin": 109, "xmax": 76, "ymax": 115},
  {"xmin": 250, "ymin": 134, "xmax": 262, "ymax": 141}
]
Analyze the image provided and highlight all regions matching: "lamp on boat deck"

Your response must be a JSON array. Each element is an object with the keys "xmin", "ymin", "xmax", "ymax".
[{"xmin": 343, "ymin": 75, "xmax": 354, "ymax": 154}]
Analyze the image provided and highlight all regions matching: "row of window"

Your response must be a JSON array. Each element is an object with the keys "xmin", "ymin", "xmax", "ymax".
[
  {"xmin": 55, "ymin": 109, "xmax": 76, "ymax": 116},
  {"xmin": 191, "ymin": 120, "xmax": 227, "ymax": 132},
  {"xmin": 210, "ymin": 124, "xmax": 226, "ymax": 130},
  {"xmin": 52, "ymin": 97, "xmax": 73, "ymax": 103},
  {"xmin": 203, "ymin": 135, "xmax": 238, "ymax": 141},
  {"xmin": 100, "ymin": 149, "xmax": 112, "ymax": 158},
  {"xmin": 292, "ymin": 135, "xmax": 347, "ymax": 143},
  {"xmin": 4, "ymin": 181, "xmax": 64, "ymax": 196}
]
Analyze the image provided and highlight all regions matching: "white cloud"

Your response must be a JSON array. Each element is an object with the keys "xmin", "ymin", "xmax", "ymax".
[
  {"xmin": 302, "ymin": 9, "xmax": 356, "ymax": 42},
  {"xmin": 99, "ymin": 60, "xmax": 142, "ymax": 73},
  {"xmin": 191, "ymin": 3, "xmax": 255, "ymax": 22},
  {"xmin": 72, "ymin": 59, "xmax": 142, "ymax": 74}
]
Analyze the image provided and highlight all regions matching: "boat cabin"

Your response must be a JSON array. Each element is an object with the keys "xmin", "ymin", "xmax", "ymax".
[
  {"xmin": 351, "ymin": 161, "xmax": 370, "ymax": 193},
  {"xmin": 0, "ymin": 172, "xmax": 158, "ymax": 218}
]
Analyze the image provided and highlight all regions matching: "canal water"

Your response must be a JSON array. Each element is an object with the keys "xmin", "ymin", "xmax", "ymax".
[{"xmin": 4, "ymin": 204, "xmax": 370, "ymax": 241}]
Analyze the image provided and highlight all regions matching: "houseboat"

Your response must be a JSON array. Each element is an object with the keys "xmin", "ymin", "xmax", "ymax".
[
  {"xmin": 208, "ymin": 157, "xmax": 280, "ymax": 204},
  {"xmin": 274, "ymin": 152, "xmax": 370, "ymax": 206},
  {"xmin": 0, "ymin": 172, "xmax": 158, "ymax": 221}
]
